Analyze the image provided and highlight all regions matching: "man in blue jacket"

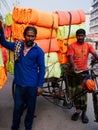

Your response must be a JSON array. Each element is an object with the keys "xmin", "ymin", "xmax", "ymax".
[{"xmin": 0, "ymin": 21, "xmax": 45, "ymax": 130}]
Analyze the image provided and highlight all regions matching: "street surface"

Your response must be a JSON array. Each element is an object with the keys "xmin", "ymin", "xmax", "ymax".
[{"xmin": 0, "ymin": 74, "xmax": 98, "ymax": 130}]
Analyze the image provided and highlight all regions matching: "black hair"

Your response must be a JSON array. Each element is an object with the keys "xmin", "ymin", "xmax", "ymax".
[
  {"xmin": 76, "ymin": 28, "xmax": 86, "ymax": 36},
  {"xmin": 23, "ymin": 26, "xmax": 37, "ymax": 37}
]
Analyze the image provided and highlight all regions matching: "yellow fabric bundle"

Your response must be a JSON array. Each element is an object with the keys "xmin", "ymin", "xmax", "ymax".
[
  {"xmin": 56, "ymin": 22, "xmax": 86, "ymax": 40},
  {"xmin": 5, "ymin": 13, "xmax": 13, "ymax": 26},
  {"xmin": 0, "ymin": 48, "xmax": 4, "ymax": 67},
  {"xmin": 45, "ymin": 52, "xmax": 61, "ymax": 78}
]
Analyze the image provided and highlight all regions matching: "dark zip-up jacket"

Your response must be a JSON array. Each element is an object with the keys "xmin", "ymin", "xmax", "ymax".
[{"xmin": 0, "ymin": 29, "xmax": 45, "ymax": 88}]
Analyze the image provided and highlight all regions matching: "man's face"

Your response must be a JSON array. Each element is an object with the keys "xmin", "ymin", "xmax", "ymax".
[
  {"xmin": 24, "ymin": 30, "xmax": 36, "ymax": 47},
  {"xmin": 76, "ymin": 34, "xmax": 85, "ymax": 44}
]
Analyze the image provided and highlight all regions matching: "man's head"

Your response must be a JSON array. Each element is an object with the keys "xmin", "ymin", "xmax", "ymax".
[
  {"xmin": 23, "ymin": 26, "xmax": 37, "ymax": 47},
  {"xmin": 76, "ymin": 29, "xmax": 86, "ymax": 44}
]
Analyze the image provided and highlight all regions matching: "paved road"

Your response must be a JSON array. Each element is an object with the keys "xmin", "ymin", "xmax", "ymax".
[{"xmin": 0, "ymin": 74, "xmax": 98, "ymax": 130}]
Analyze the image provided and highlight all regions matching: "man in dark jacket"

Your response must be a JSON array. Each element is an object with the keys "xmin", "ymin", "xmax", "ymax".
[{"xmin": 0, "ymin": 21, "xmax": 45, "ymax": 130}]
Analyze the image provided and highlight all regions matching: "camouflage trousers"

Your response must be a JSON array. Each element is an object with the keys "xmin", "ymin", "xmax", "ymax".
[{"xmin": 67, "ymin": 72, "xmax": 87, "ymax": 111}]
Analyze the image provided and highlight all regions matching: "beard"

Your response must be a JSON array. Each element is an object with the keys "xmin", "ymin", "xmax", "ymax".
[
  {"xmin": 25, "ymin": 40, "xmax": 34, "ymax": 47},
  {"xmin": 77, "ymin": 39, "xmax": 84, "ymax": 44}
]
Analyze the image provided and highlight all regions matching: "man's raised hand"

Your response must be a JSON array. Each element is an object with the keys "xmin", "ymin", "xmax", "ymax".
[{"xmin": 0, "ymin": 19, "xmax": 4, "ymax": 29}]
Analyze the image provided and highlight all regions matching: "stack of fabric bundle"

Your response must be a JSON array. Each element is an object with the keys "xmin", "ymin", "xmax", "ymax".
[
  {"xmin": 55, "ymin": 10, "xmax": 86, "ymax": 64},
  {"xmin": 0, "ymin": 19, "xmax": 7, "ymax": 89},
  {"xmin": 0, "ymin": 45, "xmax": 7, "ymax": 89},
  {"xmin": 11, "ymin": 6, "xmax": 61, "ymax": 78},
  {"xmin": 4, "ymin": 13, "xmax": 14, "ymax": 74},
  {"xmin": 4, "ymin": 7, "xmax": 86, "ymax": 79}
]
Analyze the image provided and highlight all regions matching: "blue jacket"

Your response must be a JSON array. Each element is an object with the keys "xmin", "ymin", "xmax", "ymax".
[{"xmin": 0, "ymin": 29, "xmax": 45, "ymax": 88}]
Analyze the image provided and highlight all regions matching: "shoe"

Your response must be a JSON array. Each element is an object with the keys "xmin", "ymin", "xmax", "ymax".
[
  {"xmin": 71, "ymin": 112, "xmax": 80, "ymax": 121},
  {"xmin": 81, "ymin": 112, "xmax": 89, "ymax": 123}
]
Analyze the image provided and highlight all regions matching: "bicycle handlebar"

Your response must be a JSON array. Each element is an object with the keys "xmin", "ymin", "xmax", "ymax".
[
  {"xmin": 74, "ymin": 67, "xmax": 98, "ymax": 74},
  {"xmin": 74, "ymin": 70, "xmax": 88, "ymax": 74},
  {"xmin": 90, "ymin": 58, "xmax": 98, "ymax": 66}
]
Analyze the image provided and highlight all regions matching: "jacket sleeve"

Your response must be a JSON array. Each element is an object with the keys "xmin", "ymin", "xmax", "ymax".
[
  {"xmin": 0, "ymin": 29, "xmax": 15, "ymax": 51},
  {"xmin": 37, "ymin": 49, "xmax": 45, "ymax": 88}
]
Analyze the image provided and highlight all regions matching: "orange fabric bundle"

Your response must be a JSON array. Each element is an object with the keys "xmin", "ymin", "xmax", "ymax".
[
  {"xmin": 86, "ymin": 79, "xmax": 95, "ymax": 91},
  {"xmin": 12, "ymin": 6, "xmax": 38, "ymax": 24},
  {"xmin": 82, "ymin": 79, "xmax": 95, "ymax": 92},
  {"xmin": 12, "ymin": 6, "xmax": 23, "ymax": 23},
  {"xmin": 57, "ymin": 38, "xmax": 77, "ymax": 53},
  {"xmin": 12, "ymin": 6, "xmax": 58, "ymax": 29},
  {"xmin": 35, "ymin": 38, "xmax": 59, "ymax": 53},
  {"xmin": 36, "ymin": 11, "xmax": 58, "ymax": 29},
  {"xmin": 35, "ymin": 26, "xmax": 57, "ymax": 40},
  {"xmin": 2, "ymin": 47, "xmax": 8, "ymax": 75},
  {"xmin": 57, "ymin": 38, "xmax": 77, "ymax": 64},
  {"xmin": 0, "ymin": 66, "xmax": 7, "ymax": 89},
  {"xmin": 12, "ymin": 23, "xmax": 57, "ymax": 40},
  {"xmin": 12, "ymin": 23, "xmax": 28, "ymax": 40},
  {"xmin": 0, "ymin": 46, "xmax": 7, "ymax": 88},
  {"xmin": 27, "ymin": 8, "xmax": 38, "ymax": 24},
  {"xmin": 78, "ymin": 10, "xmax": 86, "ymax": 23},
  {"xmin": 0, "ymin": 46, "xmax": 8, "ymax": 75},
  {"xmin": 55, "ymin": 10, "xmax": 85, "ymax": 26},
  {"xmin": 57, "ymin": 52, "xmax": 69, "ymax": 64}
]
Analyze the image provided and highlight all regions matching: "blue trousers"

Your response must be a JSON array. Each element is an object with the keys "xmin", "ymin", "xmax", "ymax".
[{"xmin": 11, "ymin": 85, "xmax": 37, "ymax": 130}]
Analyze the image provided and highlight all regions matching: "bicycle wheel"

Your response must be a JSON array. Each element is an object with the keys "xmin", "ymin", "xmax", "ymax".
[
  {"xmin": 62, "ymin": 75, "xmax": 73, "ymax": 109},
  {"xmin": 92, "ymin": 75, "xmax": 98, "ymax": 122},
  {"xmin": 91, "ymin": 61, "xmax": 98, "ymax": 122},
  {"xmin": 92, "ymin": 91, "xmax": 98, "ymax": 122},
  {"xmin": 91, "ymin": 61, "xmax": 98, "ymax": 76},
  {"xmin": 42, "ymin": 77, "xmax": 70, "ymax": 109}
]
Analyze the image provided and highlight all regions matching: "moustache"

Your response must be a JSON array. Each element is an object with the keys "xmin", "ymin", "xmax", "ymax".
[{"xmin": 25, "ymin": 40, "xmax": 34, "ymax": 47}]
